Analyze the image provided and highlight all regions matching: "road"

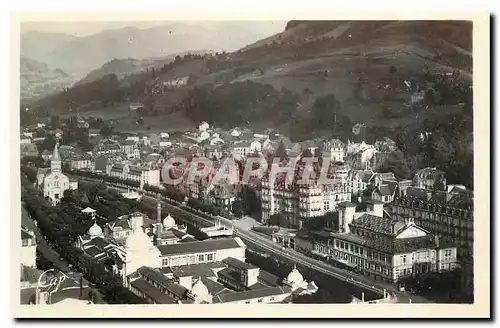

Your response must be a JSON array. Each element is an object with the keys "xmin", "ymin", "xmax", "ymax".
[{"xmin": 75, "ymin": 176, "xmax": 430, "ymax": 303}]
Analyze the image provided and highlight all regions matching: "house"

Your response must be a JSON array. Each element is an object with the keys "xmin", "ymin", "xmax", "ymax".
[
  {"xmin": 199, "ymin": 121, "xmax": 210, "ymax": 133},
  {"xmin": 94, "ymin": 140, "xmax": 121, "ymax": 154},
  {"xmin": 69, "ymin": 153, "xmax": 93, "ymax": 171},
  {"xmin": 210, "ymin": 136, "xmax": 225, "ymax": 146},
  {"xmin": 21, "ymin": 227, "xmax": 37, "ymax": 268},
  {"xmin": 233, "ymin": 142, "xmax": 251, "ymax": 157},
  {"xmin": 374, "ymin": 137, "xmax": 398, "ymax": 153},
  {"xmin": 249, "ymin": 140, "xmax": 262, "ymax": 153},
  {"xmin": 371, "ymin": 184, "xmax": 396, "ymax": 203},
  {"xmin": 412, "ymin": 167, "xmax": 447, "ymax": 190},
  {"xmin": 120, "ymin": 140, "xmax": 138, "ymax": 157},
  {"xmin": 322, "ymin": 138, "xmax": 346, "ymax": 162},
  {"xmin": 349, "ymin": 169, "xmax": 375, "ymax": 197},
  {"xmin": 88, "ymin": 129, "xmax": 101, "ymax": 138},
  {"xmin": 20, "ymin": 135, "xmax": 32, "ymax": 144}
]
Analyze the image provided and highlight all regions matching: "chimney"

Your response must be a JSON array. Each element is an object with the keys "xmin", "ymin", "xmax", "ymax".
[
  {"xmin": 372, "ymin": 202, "xmax": 383, "ymax": 218},
  {"xmin": 157, "ymin": 202, "xmax": 162, "ymax": 224},
  {"xmin": 338, "ymin": 202, "xmax": 356, "ymax": 234}
]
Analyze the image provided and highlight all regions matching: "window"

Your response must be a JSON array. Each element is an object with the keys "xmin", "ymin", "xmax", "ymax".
[
  {"xmin": 189, "ymin": 256, "xmax": 196, "ymax": 264},
  {"xmin": 258, "ymin": 299, "xmax": 263, "ymax": 303},
  {"xmin": 245, "ymin": 301, "xmax": 251, "ymax": 304},
  {"xmin": 198, "ymin": 254, "xmax": 205, "ymax": 262},
  {"xmin": 207, "ymin": 253, "xmax": 214, "ymax": 262},
  {"xmin": 401, "ymin": 255, "xmax": 407, "ymax": 264},
  {"xmin": 270, "ymin": 297, "xmax": 275, "ymax": 301},
  {"xmin": 335, "ymin": 240, "xmax": 339, "ymax": 248},
  {"xmin": 162, "ymin": 259, "xmax": 169, "ymax": 267},
  {"xmin": 22, "ymin": 239, "xmax": 29, "ymax": 247}
]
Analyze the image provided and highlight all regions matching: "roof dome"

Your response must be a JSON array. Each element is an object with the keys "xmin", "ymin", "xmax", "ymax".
[
  {"xmin": 287, "ymin": 266, "xmax": 304, "ymax": 286},
  {"xmin": 125, "ymin": 229, "xmax": 152, "ymax": 251},
  {"xmin": 88, "ymin": 222, "xmax": 102, "ymax": 237},
  {"xmin": 191, "ymin": 279, "xmax": 209, "ymax": 297},
  {"xmin": 163, "ymin": 214, "xmax": 176, "ymax": 229}
]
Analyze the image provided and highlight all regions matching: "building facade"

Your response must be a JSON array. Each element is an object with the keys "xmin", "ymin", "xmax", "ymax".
[
  {"xmin": 307, "ymin": 202, "xmax": 458, "ymax": 282},
  {"xmin": 389, "ymin": 187, "xmax": 473, "ymax": 293}
]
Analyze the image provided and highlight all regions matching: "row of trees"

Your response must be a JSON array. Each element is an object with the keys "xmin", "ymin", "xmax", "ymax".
[{"xmin": 21, "ymin": 175, "xmax": 144, "ymax": 303}]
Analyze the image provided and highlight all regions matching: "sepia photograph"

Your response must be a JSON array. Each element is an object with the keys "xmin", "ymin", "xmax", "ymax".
[{"xmin": 11, "ymin": 11, "xmax": 490, "ymax": 319}]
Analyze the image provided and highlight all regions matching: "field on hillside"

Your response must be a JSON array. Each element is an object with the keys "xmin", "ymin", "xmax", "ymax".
[{"xmin": 112, "ymin": 111, "xmax": 196, "ymax": 133}]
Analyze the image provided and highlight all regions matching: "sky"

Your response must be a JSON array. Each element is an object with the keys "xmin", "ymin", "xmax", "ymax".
[{"xmin": 20, "ymin": 21, "xmax": 287, "ymax": 38}]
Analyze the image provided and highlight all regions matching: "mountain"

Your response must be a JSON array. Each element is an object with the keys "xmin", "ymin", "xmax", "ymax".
[
  {"xmin": 31, "ymin": 20, "xmax": 472, "ymax": 134},
  {"xmin": 20, "ymin": 57, "xmax": 74, "ymax": 100},
  {"xmin": 21, "ymin": 22, "xmax": 286, "ymax": 78},
  {"xmin": 76, "ymin": 50, "xmax": 211, "ymax": 85}
]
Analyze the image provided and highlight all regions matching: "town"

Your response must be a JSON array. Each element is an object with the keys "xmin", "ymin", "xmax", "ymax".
[{"xmin": 19, "ymin": 112, "xmax": 473, "ymax": 305}]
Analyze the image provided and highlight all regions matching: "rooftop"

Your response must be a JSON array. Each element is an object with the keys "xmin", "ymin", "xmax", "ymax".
[
  {"xmin": 212, "ymin": 286, "xmax": 292, "ymax": 303},
  {"xmin": 130, "ymin": 278, "xmax": 177, "ymax": 304},
  {"xmin": 350, "ymin": 213, "xmax": 395, "ymax": 235},
  {"xmin": 157, "ymin": 238, "xmax": 244, "ymax": 256}
]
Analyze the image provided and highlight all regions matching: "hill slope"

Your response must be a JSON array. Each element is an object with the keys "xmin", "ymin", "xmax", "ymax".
[
  {"xmin": 30, "ymin": 20, "xmax": 472, "ymax": 133},
  {"xmin": 20, "ymin": 57, "xmax": 74, "ymax": 100}
]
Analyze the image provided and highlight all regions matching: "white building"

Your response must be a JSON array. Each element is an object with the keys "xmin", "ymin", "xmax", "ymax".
[
  {"xmin": 157, "ymin": 237, "xmax": 246, "ymax": 268},
  {"xmin": 261, "ymin": 166, "xmax": 352, "ymax": 227},
  {"xmin": 199, "ymin": 121, "xmax": 210, "ymax": 133},
  {"xmin": 232, "ymin": 142, "xmax": 251, "ymax": 157},
  {"xmin": 250, "ymin": 140, "xmax": 262, "ymax": 153},
  {"xmin": 125, "ymin": 214, "xmax": 162, "ymax": 275},
  {"xmin": 21, "ymin": 227, "xmax": 36, "ymax": 268},
  {"xmin": 107, "ymin": 163, "xmax": 161, "ymax": 187},
  {"xmin": 37, "ymin": 142, "xmax": 77, "ymax": 206},
  {"xmin": 322, "ymin": 138, "xmax": 346, "ymax": 162}
]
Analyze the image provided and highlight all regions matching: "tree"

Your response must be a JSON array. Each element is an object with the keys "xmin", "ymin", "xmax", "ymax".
[
  {"xmin": 377, "ymin": 150, "xmax": 412, "ymax": 179},
  {"xmin": 268, "ymin": 213, "xmax": 288, "ymax": 227},
  {"xmin": 40, "ymin": 134, "xmax": 57, "ymax": 152},
  {"xmin": 312, "ymin": 94, "xmax": 343, "ymax": 130},
  {"xmin": 231, "ymin": 199, "xmax": 243, "ymax": 217},
  {"xmin": 275, "ymin": 140, "xmax": 288, "ymax": 160},
  {"xmin": 50, "ymin": 115, "xmax": 61, "ymax": 129}
]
